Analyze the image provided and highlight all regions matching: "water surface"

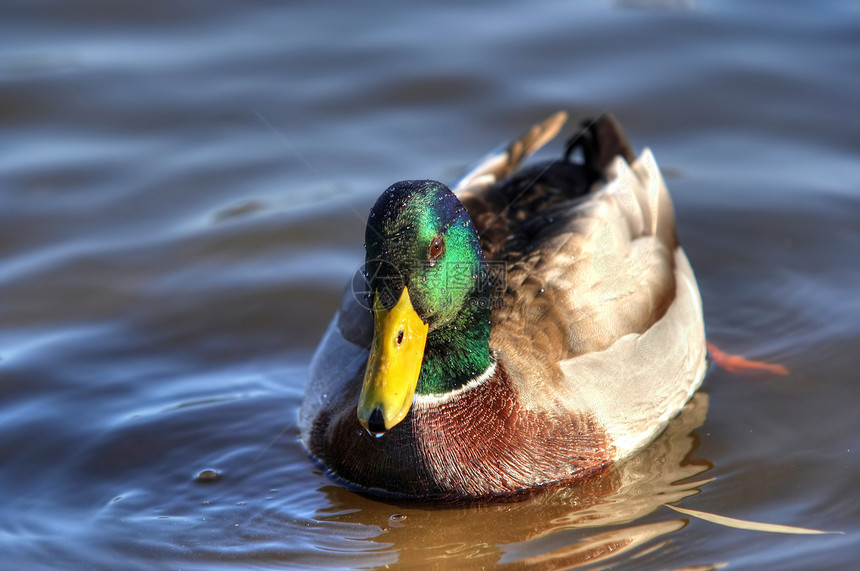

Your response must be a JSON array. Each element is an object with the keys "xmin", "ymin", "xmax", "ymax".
[{"xmin": 1, "ymin": 0, "xmax": 859, "ymax": 569}]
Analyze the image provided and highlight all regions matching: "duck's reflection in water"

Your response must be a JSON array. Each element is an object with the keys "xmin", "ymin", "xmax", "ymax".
[{"xmin": 315, "ymin": 392, "xmax": 712, "ymax": 569}]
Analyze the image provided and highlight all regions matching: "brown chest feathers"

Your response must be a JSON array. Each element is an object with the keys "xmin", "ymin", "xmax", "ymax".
[{"xmin": 309, "ymin": 363, "xmax": 614, "ymax": 499}]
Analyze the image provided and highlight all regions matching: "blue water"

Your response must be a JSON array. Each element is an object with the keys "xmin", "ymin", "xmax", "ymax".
[{"xmin": 1, "ymin": 0, "xmax": 859, "ymax": 568}]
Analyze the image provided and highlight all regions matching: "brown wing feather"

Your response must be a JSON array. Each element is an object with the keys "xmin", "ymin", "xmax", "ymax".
[
  {"xmin": 459, "ymin": 116, "xmax": 706, "ymax": 451},
  {"xmin": 461, "ymin": 116, "xmax": 679, "ymax": 364}
]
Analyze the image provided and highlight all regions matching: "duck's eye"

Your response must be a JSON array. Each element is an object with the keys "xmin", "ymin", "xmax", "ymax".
[{"xmin": 428, "ymin": 235, "xmax": 445, "ymax": 263}]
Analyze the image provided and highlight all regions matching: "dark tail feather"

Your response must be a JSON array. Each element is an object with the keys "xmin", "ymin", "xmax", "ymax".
[{"xmin": 564, "ymin": 114, "xmax": 636, "ymax": 173}]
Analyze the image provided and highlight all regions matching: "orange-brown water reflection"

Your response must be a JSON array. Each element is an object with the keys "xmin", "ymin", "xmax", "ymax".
[{"xmin": 315, "ymin": 392, "xmax": 712, "ymax": 569}]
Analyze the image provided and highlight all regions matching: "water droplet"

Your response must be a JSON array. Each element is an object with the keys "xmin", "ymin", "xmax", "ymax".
[{"xmin": 195, "ymin": 469, "xmax": 221, "ymax": 483}]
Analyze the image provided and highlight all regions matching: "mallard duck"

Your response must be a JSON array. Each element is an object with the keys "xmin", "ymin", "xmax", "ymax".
[{"xmin": 300, "ymin": 112, "xmax": 707, "ymax": 499}]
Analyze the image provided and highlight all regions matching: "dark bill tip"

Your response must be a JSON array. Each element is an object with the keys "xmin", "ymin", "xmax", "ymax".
[{"xmin": 366, "ymin": 407, "xmax": 387, "ymax": 437}]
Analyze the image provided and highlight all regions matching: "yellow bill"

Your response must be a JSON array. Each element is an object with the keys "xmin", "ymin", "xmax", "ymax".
[{"xmin": 357, "ymin": 286, "xmax": 429, "ymax": 435}]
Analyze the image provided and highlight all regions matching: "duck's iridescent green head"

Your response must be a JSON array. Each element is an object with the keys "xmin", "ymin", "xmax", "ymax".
[
  {"xmin": 357, "ymin": 180, "xmax": 492, "ymax": 435},
  {"xmin": 364, "ymin": 180, "xmax": 486, "ymax": 324}
]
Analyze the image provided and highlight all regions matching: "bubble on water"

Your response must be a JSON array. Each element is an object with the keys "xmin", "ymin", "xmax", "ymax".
[{"xmin": 194, "ymin": 469, "xmax": 222, "ymax": 483}]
